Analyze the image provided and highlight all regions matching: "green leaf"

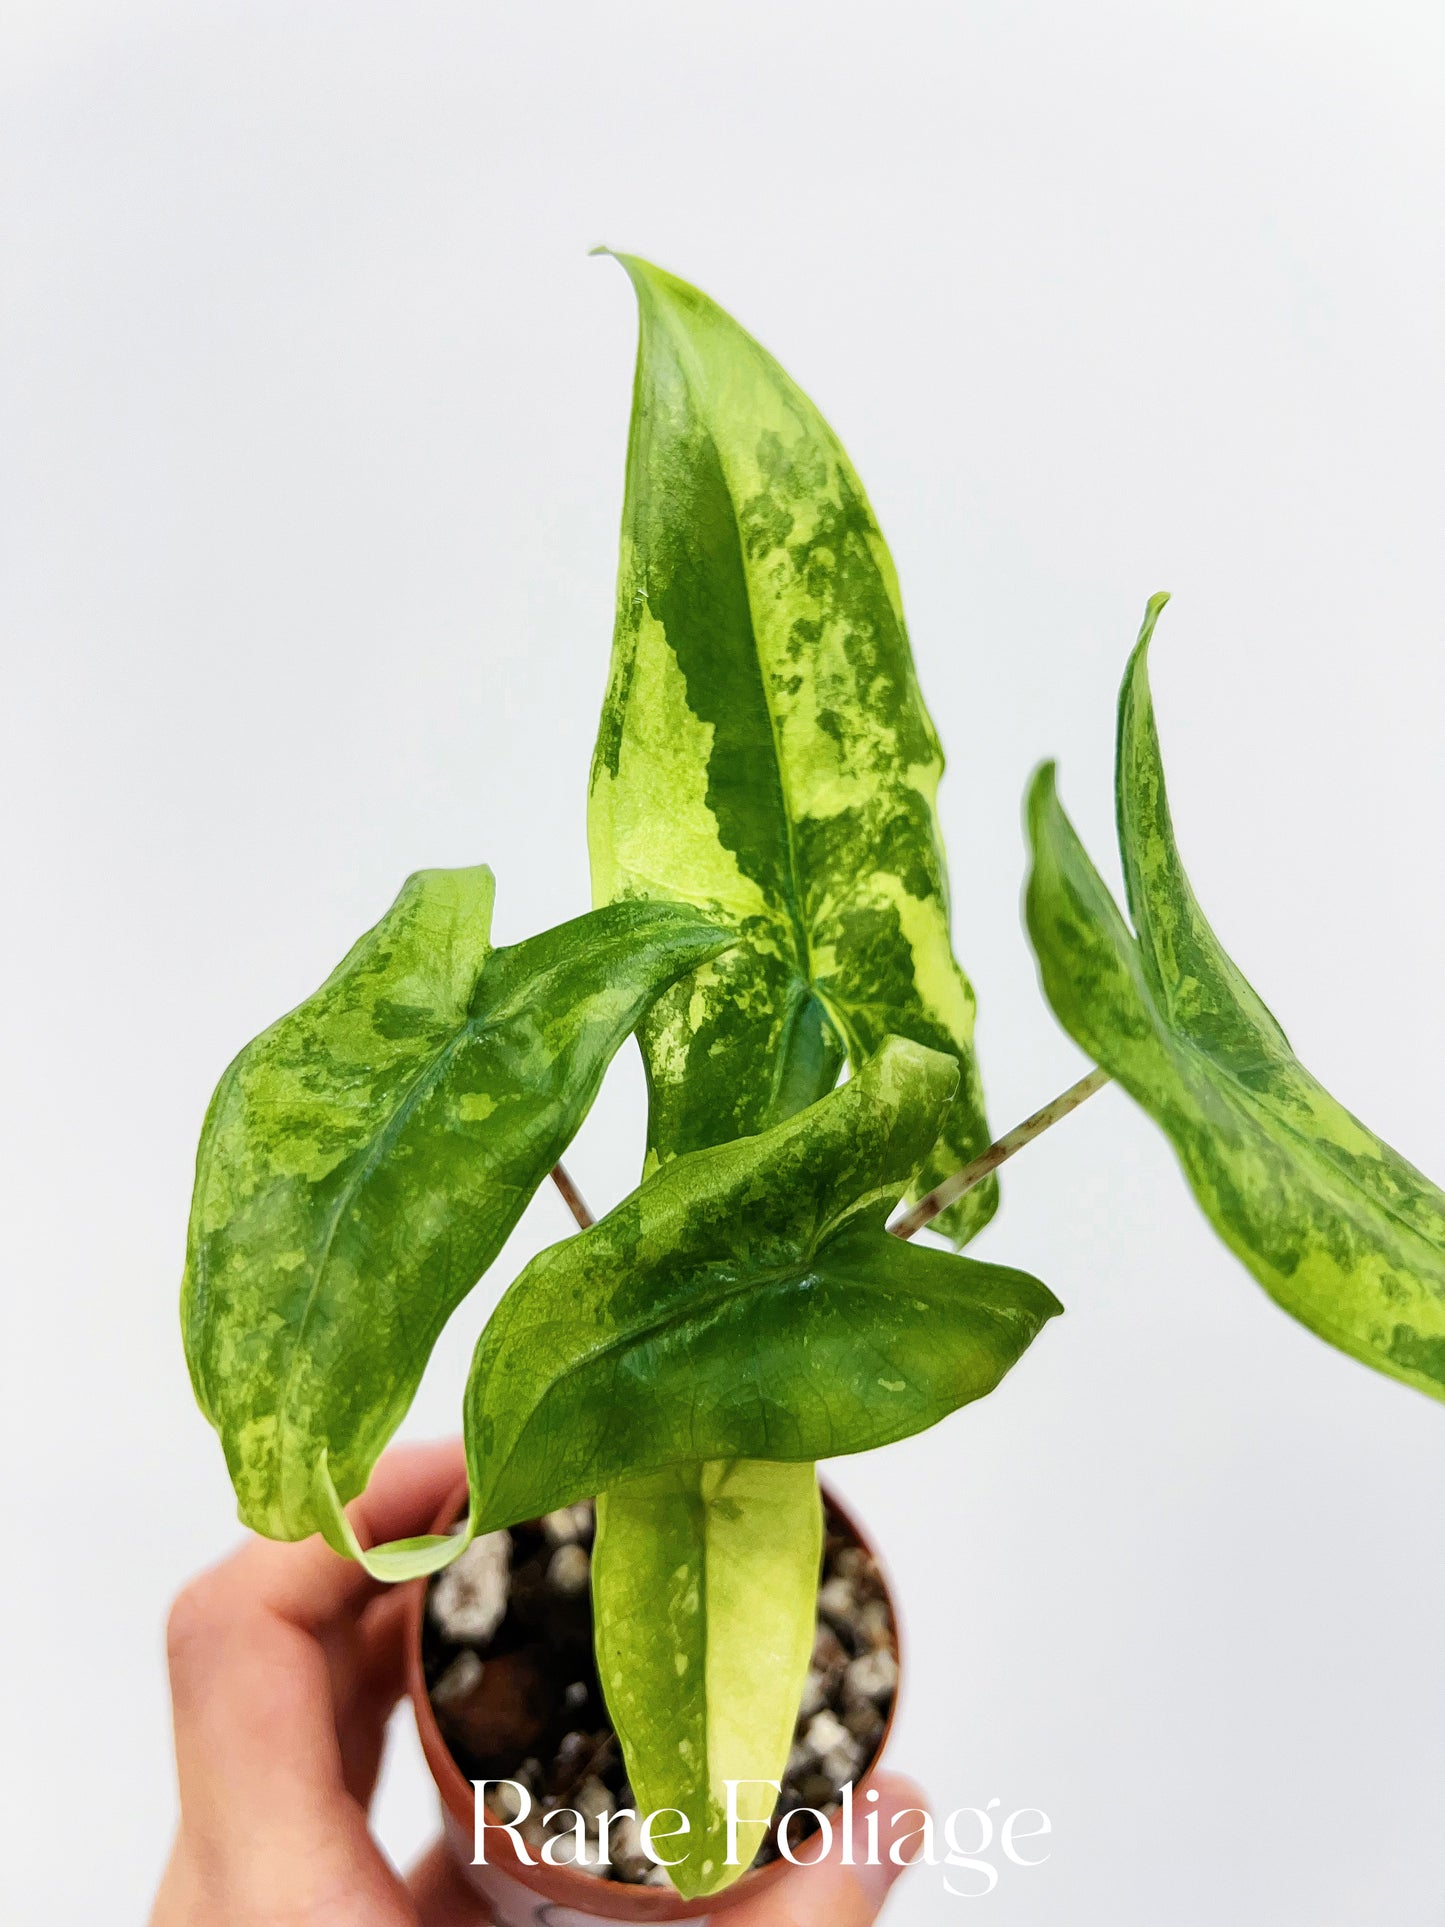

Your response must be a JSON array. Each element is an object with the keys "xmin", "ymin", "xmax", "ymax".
[
  {"xmin": 460, "ymin": 1037, "xmax": 1060, "ymax": 1531},
  {"xmin": 182, "ymin": 872, "xmax": 734, "ymax": 1544},
  {"xmin": 463, "ymin": 1032, "xmax": 1056, "ymax": 1897},
  {"xmin": 592, "ymin": 1461, "xmax": 822, "ymax": 1899},
  {"xmin": 1026, "ymin": 594, "xmax": 1445, "ymax": 1402},
  {"xmin": 588, "ymin": 252, "xmax": 994, "ymax": 1244}
]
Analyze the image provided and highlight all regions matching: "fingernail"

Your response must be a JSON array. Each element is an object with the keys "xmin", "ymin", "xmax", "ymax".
[
  {"xmin": 853, "ymin": 1854, "xmax": 905, "ymax": 1911},
  {"xmin": 849, "ymin": 1812, "xmax": 906, "ymax": 1911},
  {"xmin": 848, "ymin": 1775, "xmax": 933, "ymax": 1912}
]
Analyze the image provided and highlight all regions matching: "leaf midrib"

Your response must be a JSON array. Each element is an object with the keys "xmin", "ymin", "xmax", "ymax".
[
  {"xmin": 1144, "ymin": 982, "xmax": 1445, "ymax": 1275},
  {"xmin": 479, "ymin": 1238, "xmax": 1029, "ymax": 1519},
  {"xmin": 1112, "ymin": 655, "xmax": 1445, "ymax": 1275},
  {"xmin": 271, "ymin": 1017, "xmax": 479, "ymax": 1461},
  {"xmin": 268, "ymin": 941, "xmax": 610, "ymax": 1461},
  {"xmin": 670, "ymin": 318, "xmax": 821, "ymax": 1063}
]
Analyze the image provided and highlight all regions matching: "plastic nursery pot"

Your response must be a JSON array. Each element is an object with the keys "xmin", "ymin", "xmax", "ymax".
[{"xmin": 404, "ymin": 1477, "xmax": 902, "ymax": 1926}]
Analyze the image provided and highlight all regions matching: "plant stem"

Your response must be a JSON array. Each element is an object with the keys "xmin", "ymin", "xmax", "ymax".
[
  {"xmin": 550, "ymin": 1161, "xmax": 596, "ymax": 1230},
  {"xmin": 889, "ymin": 1065, "xmax": 1112, "ymax": 1240},
  {"xmin": 551, "ymin": 1067, "xmax": 1110, "ymax": 1241}
]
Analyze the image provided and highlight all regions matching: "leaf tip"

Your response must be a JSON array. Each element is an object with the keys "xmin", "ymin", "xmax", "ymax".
[
  {"xmin": 1135, "ymin": 591, "xmax": 1171, "ymax": 660},
  {"xmin": 592, "ymin": 244, "xmax": 649, "ymax": 280},
  {"xmin": 314, "ymin": 1450, "xmax": 471, "ymax": 1581},
  {"xmin": 1025, "ymin": 758, "xmax": 1061, "ymax": 835},
  {"xmin": 1119, "ymin": 594, "xmax": 1171, "ymax": 748}
]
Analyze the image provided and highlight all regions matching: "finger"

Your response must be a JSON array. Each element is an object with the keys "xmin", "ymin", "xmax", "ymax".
[
  {"xmin": 162, "ymin": 1441, "xmax": 463, "ymax": 1914},
  {"xmin": 166, "ymin": 1438, "xmax": 463, "ymax": 1813},
  {"xmin": 408, "ymin": 1840, "xmax": 495, "ymax": 1927},
  {"xmin": 165, "ymin": 1566, "xmax": 395, "ymax": 1914},
  {"xmin": 325, "ymin": 1441, "xmax": 468, "ymax": 1800},
  {"xmin": 334, "ymin": 1585, "xmax": 417, "ymax": 1806},
  {"xmin": 727, "ymin": 1773, "xmax": 930, "ymax": 1927}
]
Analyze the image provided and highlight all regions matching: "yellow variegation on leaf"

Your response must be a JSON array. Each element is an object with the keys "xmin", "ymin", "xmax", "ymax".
[
  {"xmin": 589, "ymin": 252, "xmax": 993, "ymax": 1239},
  {"xmin": 584, "ymin": 253, "xmax": 1011, "ymax": 1897},
  {"xmin": 1027, "ymin": 595, "xmax": 1445, "ymax": 1403},
  {"xmin": 182, "ymin": 872, "xmax": 733, "ymax": 1557},
  {"xmin": 593, "ymin": 1464, "xmax": 822, "ymax": 1898}
]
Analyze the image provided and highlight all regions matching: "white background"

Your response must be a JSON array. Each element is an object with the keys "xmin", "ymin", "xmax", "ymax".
[{"xmin": 4, "ymin": 4, "xmax": 1443, "ymax": 1921}]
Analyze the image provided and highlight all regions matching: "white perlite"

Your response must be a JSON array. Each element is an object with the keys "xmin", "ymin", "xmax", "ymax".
[
  {"xmin": 547, "ymin": 1543, "xmax": 590, "ymax": 1595},
  {"xmin": 802, "ymin": 1709, "xmax": 852, "ymax": 1760},
  {"xmin": 542, "ymin": 1503, "xmax": 592, "ymax": 1547},
  {"xmin": 796, "ymin": 1710, "xmax": 862, "ymax": 1796},
  {"xmin": 798, "ymin": 1667, "xmax": 828, "ymax": 1718},
  {"xmin": 816, "ymin": 1575, "xmax": 855, "ymax": 1625},
  {"xmin": 429, "ymin": 1529, "xmax": 511, "ymax": 1643},
  {"xmin": 575, "ymin": 1775, "xmax": 613, "ymax": 1827},
  {"xmin": 430, "ymin": 1648, "xmax": 484, "ymax": 1708},
  {"xmin": 486, "ymin": 1778, "xmax": 525, "ymax": 1822},
  {"xmin": 856, "ymin": 1599, "xmax": 892, "ymax": 1650},
  {"xmin": 843, "ymin": 1648, "xmax": 899, "ymax": 1705},
  {"xmin": 542, "ymin": 1826, "xmax": 583, "ymax": 1867},
  {"xmin": 602, "ymin": 1810, "xmax": 653, "ymax": 1882}
]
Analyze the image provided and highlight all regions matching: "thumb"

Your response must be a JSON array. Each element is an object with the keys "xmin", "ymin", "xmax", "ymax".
[{"xmin": 727, "ymin": 1771, "xmax": 930, "ymax": 1926}]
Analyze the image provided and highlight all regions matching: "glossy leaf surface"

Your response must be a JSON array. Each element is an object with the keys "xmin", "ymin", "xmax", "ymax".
[
  {"xmin": 1027, "ymin": 595, "xmax": 1445, "ymax": 1402},
  {"xmin": 593, "ymin": 1461, "xmax": 822, "ymax": 1898},
  {"xmin": 461, "ymin": 1037, "xmax": 1060, "ymax": 1530},
  {"xmin": 182, "ymin": 872, "xmax": 733, "ymax": 1543},
  {"xmin": 588, "ymin": 253, "xmax": 994, "ymax": 1243}
]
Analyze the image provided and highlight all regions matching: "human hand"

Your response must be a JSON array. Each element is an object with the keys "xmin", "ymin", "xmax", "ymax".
[{"xmin": 153, "ymin": 1440, "xmax": 924, "ymax": 1925}]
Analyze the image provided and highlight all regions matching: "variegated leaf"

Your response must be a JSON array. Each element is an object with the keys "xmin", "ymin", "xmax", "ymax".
[
  {"xmin": 1026, "ymin": 594, "xmax": 1445, "ymax": 1402},
  {"xmin": 460, "ymin": 1036, "xmax": 1058, "ymax": 1535},
  {"xmin": 588, "ymin": 252, "xmax": 993, "ymax": 1242},
  {"xmin": 592, "ymin": 1462, "xmax": 822, "ymax": 1899},
  {"xmin": 182, "ymin": 872, "xmax": 732, "ymax": 1548},
  {"xmin": 461, "ymin": 1036, "xmax": 1055, "ymax": 1870}
]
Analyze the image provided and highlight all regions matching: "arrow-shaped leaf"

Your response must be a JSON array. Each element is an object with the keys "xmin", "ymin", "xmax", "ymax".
[
  {"xmin": 1026, "ymin": 595, "xmax": 1445, "ymax": 1402},
  {"xmin": 182, "ymin": 872, "xmax": 733, "ymax": 1545},
  {"xmin": 589, "ymin": 254, "xmax": 994, "ymax": 1243},
  {"xmin": 460, "ymin": 1036, "xmax": 1060, "ymax": 1532}
]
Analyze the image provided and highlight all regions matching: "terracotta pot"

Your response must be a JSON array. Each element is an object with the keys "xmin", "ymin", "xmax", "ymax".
[{"xmin": 404, "ymin": 1478, "xmax": 901, "ymax": 1925}]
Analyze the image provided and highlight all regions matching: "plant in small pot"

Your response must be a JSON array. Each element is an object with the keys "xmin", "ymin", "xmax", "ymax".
[{"xmin": 182, "ymin": 256, "xmax": 1445, "ymax": 1918}]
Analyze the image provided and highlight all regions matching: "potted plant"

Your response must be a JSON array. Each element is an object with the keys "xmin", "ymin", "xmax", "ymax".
[{"xmin": 181, "ymin": 254, "xmax": 1445, "ymax": 1918}]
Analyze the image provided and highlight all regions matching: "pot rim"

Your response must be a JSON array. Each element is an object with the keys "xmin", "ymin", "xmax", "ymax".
[{"xmin": 403, "ymin": 1473, "xmax": 903, "ymax": 1922}]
